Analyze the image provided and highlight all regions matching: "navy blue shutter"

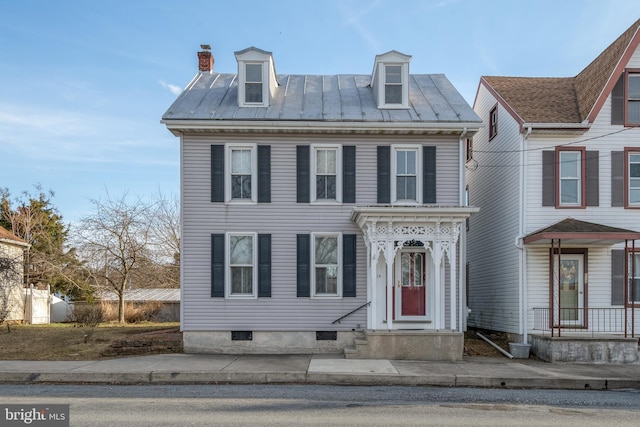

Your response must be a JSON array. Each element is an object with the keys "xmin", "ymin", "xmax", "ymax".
[
  {"xmin": 343, "ymin": 146, "xmax": 356, "ymax": 203},
  {"xmin": 423, "ymin": 146, "xmax": 436, "ymax": 204},
  {"xmin": 297, "ymin": 234, "xmax": 310, "ymax": 297},
  {"xmin": 297, "ymin": 146, "xmax": 310, "ymax": 203},
  {"xmin": 612, "ymin": 249, "xmax": 625, "ymax": 305},
  {"xmin": 258, "ymin": 234, "xmax": 271, "ymax": 297},
  {"xmin": 377, "ymin": 146, "xmax": 390, "ymax": 204},
  {"xmin": 342, "ymin": 234, "xmax": 357, "ymax": 297},
  {"xmin": 611, "ymin": 74, "xmax": 624, "ymax": 125},
  {"xmin": 585, "ymin": 151, "xmax": 599, "ymax": 207},
  {"xmin": 211, "ymin": 145, "xmax": 224, "ymax": 202},
  {"xmin": 257, "ymin": 145, "xmax": 271, "ymax": 203},
  {"xmin": 542, "ymin": 151, "xmax": 556, "ymax": 206},
  {"xmin": 611, "ymin": 151, "xmax": 624, "ymax": 207},
  {"xmin": 211, "ymin": 234, "xmax": 225, "ymax": 297}
]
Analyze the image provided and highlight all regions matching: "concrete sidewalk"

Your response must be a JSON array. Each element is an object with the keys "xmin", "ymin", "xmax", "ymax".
[{"xmin": 1, "ymin": 354, "xmax": 640, "ymax": 389}]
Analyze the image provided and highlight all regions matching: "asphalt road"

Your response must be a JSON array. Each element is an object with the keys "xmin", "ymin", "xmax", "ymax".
[{"xmin": 2, "ymin": 384, "xmax": 639, "ymax": 426}]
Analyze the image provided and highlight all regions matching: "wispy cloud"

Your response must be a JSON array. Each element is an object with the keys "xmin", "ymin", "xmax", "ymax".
[
  {"xmin": 159, "ymin": 80, "xmax": 182, "ymax": 96},
  {"xmin": 335, "ymin": 0, "xmax": 384, "ymax": 52}
]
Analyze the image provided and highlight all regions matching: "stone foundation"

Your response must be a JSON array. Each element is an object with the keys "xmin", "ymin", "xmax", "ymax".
[
  {"xmin": 530, "ymin": 335, "xmax": 639, "ymax": 363},
  {"xmin": 183, "ymin": 330, "xmax": 354, "ymax": 354}
]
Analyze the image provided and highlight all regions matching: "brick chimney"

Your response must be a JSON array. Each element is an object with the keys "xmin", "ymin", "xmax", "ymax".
[{"xmin": 198, "ymin": 44, "xmax": 214, "ymax": 73}]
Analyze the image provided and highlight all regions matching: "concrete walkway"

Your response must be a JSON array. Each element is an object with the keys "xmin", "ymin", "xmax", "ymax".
[{"xmin": 1, "ymin": 354, "xmax": 640, "ymax": 389}]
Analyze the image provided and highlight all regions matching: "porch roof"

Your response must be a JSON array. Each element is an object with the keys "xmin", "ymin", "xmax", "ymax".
[
  {"xmin": 523, "ymin": 218, "xmax": 640, "ymax": 245},
  {"xmin": 351, "ymin": 206, "xmax": 479, "ymax": 228}
]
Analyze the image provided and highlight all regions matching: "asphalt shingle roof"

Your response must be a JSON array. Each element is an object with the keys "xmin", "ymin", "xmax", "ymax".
[{"xmin": 482, "ymin": 18, "xmax": 640, "ymax": 124}]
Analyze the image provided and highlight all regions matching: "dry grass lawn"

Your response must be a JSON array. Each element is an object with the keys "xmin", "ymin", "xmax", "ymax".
[{"xmin": 0, "ymin": 322, "xmax": 181, "ymax": 360}]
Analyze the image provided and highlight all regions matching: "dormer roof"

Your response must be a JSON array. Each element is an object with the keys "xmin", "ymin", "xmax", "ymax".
[{"xmin": 479, "ymin": 18, "xmax": 640, "ymax": 127}]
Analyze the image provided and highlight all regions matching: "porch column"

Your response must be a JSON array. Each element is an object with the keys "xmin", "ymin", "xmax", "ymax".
[
  {"xmin": 385, "ymin": 240, "xmax": 394, "ymax": 330},
  {"xmin": 432, "ymin": 243, "xmax": 443, "ymax": 329},
  {"xmin": 449, "ymin": 241, "xmax": 457, "ymax": 331},
  {"xmin": 368, "ymin": 242, "xmax": 376, "ymax": 330}
]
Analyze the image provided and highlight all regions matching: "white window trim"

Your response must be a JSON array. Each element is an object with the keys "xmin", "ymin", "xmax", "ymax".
[
  {"xmin": 628, "ymin": 151, "xmax": 640, "ymax": 206},
  {"xmin": 558, "ymin": 150, "xmax": 582, "ymax": 207},
  {"xmin": 391, "ymin": 145, "xmax": 422, "ymax": 205},
  {"xmin": 310, "ymin": 144, "xmax": 342, "ymax": 204},
  {"xmin": 311, "ymin": 232, "xmax": 342, "ymax": 299},
  {"xmin": 380, "ymin": 62, "xmax": 409, "ymax": 109},
  {"xmin": 225, "ymin": 232, "xmax": 258, "ymax": 299},
  {"xmin": 238, "ymin": 61, "xmax": 268, "ymax": 107},
  {"xmin": 225, "ymin": 143, "xmax": 257, "ymax": 204}
]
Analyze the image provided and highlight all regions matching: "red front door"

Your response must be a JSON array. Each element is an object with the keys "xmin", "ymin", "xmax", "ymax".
[{"xmin": 398, "ymin": 251, "xmax": 426, "ymax": 318}]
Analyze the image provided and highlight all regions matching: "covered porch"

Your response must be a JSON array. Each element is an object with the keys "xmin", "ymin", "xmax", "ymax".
[
  {"xmin": 349, "ymin": 206, "xmax": 477, "ymax": 360},
  {"xmin": 524, "ymin": 218, "xmax": 640, "ymax": 363}
]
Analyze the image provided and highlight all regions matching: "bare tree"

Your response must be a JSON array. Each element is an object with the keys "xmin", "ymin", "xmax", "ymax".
[
  {"xmin": 150, "ymin": 191, "xmax": 180, "ymax": 288},
  {"xmin": 76, "ymin": 192, "xmax": 156, "ymax": 323}
]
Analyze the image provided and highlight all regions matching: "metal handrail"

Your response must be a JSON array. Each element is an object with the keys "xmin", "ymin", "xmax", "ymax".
[
  {"xmin": 532, "ymin": 307, "xmax": 635, "ymax": 337},
  {"xmin": 331, "ymin": 301, "xmax": 371, "ymax": 324}
]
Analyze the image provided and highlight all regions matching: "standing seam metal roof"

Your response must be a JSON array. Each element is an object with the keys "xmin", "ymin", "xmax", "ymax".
[{"xmin": 162, "ymin": 72, "xmax": 481, "ymax": 124}]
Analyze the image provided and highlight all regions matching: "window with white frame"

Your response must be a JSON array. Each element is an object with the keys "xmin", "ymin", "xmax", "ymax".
[
  {"xmin": 244, "ymin": 63, "xmax": 263, "ymax": 104},
  {"xmin": 628, "ymin": 151, "xmax": 640, "ymax": 206},
  {"xmin": 558, "ymin": 150, "xmax": 582, "ymax": 206},
  {"xmin": 227, "ymin": 144, "xmax": 257, "ymax": 202},
  {"xmin": 385, "ymin": 65, "xmax": 403, "ymax": 105},
  {"xmin": 312, "ymin": 145, "xmax": 341, "ymax": 202},
  {"xmin": 392, "ymin": 146, "xmax": 420, "ymax": 203},
  {"xmin": 312, "ymin": 233, "xmax": 341, "ymax": 297},
  {"xmin": 628, "ymin": 251, "xmax": 640, "ymax": 303},
  {"xmin": 227, "ymin": 233, "xmax": 257, "ymax": 297}
]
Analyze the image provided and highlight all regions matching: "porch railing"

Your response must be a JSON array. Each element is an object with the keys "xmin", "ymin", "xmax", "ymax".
[{"xmin": 533, "ymin": 307, "xmax": 636, "ymax": 337}]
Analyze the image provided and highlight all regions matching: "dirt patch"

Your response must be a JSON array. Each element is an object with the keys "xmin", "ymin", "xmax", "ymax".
[
  {"xmin": 463, "ymin": 329, "xmax": 511, "ymax": 357},
  {"xmin": 101, "ymin": 327, "xmax": 183, "ymax": 357}
]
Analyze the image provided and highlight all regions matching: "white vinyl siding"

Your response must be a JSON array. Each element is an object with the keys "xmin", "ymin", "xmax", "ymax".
[
  {"xmin": 181, "ymin": 133, "xmax": 462, "ymax": 331},
  {"xmin": 466, "ymin": 84, "xmax": 523, "ymax": 334}
]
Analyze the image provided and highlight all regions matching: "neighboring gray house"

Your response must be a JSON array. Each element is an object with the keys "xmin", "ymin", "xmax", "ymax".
[
  {"xmin": 162, "ymin": 46, "xmax": 481, "ymax": 359},
  {"xmin": 467, "ymin": 19, "xmax": 640, "ymax": 362}
]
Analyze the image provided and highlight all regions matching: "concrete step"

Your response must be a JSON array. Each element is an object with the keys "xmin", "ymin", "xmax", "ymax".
[{"xmin": 343, "ymin": 346, "xmax": 358, "ymax": 359}]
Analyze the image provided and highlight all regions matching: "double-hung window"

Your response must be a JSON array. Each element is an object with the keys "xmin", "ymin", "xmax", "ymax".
[
  {"xmin": 489, "ymin": 105, "xmax": 498, "ymax": 140},
  {"xmin": 226, "ymin": 144, "xmax": 257, "ymax": 203},
  {"xmin": 312, "ymin": 233, "xmax": 341, "ymax": 298},
  {"xmin": 627, "ymin": 72, "xmax": 640, "ymax": 126},
  {"xmin": 244, "ymin": 63, "xmax": 263, "ymax": 104},
  {"xmin": 628, "ymin": 251, "xmax": 640, "ymax": 304},
  {"xmin": 392, "ymin": 146, "xmax": 421, "ymax": 204},
  {"xmin": 312, "ymin": 145, "xmax": 341, "ymax": 203},
  {"xmin": 227, "ymin": 233, "xmax": 257, "ymax": 298},
  {"xmin": 628, "ymin": 150, "xmax": 640, "ymax": 206},
  {"xmin": 385, "ymin": 65, "xmax": 403, "ymax": 105},
  {"xmin": 558, "ymin": 149, "xmax": 582, "ymax": 207}
]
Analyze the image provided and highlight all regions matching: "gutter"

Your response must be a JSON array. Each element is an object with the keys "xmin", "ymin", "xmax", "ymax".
[{"xmin": 161, "ymin": 119, "xmax": 483, "ymax": 135}]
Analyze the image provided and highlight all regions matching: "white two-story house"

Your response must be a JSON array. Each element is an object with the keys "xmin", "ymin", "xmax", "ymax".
[
  {"xmin": 467, "ymin": 19, "xmax": 640, "ymax": 362},
  {"xmin": 162, "ymin": 46, "xmax": 481, "ymax": 360}
]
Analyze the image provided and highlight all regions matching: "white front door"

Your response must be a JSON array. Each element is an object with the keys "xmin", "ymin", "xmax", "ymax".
[{"xmin": 554, "ymin": 253, "xmax": 585, "ymax": 326}]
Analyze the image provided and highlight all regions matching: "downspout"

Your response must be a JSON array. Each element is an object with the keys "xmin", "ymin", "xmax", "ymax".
[
  {"xmin": 459, "ymin": 128, "xmax": 468, "ymax": 332},
  {"xmin": 515, "ymin": 126, "xmax": 532, "ymax": 344}
]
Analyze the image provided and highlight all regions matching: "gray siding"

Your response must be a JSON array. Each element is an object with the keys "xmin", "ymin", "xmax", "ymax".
[{"xmin": 182, "ymin": 133, "xmax": 461, "ymax": 331}]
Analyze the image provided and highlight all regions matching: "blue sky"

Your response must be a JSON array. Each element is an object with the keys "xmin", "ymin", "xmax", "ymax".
[{"xmin": 1, "ymin": 0, "xmax": 638, "ymax": 224}]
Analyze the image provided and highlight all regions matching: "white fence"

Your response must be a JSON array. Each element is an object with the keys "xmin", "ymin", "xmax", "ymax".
[{"xmin": 23, "ymin": 284, "xmax": 50, "ymax": 324}]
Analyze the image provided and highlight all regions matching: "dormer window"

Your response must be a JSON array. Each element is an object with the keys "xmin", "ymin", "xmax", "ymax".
[
  {"xmin": 245, "ymin": 63, "xmax": 263, "ymax": 103},
  {"xmin": 235, "ymin": 47, "xmax": 278, "ymax": 108},
  {"xmin": 371, "ymin": 51, "xmax": 411, "ymax": 109},
  {"xmin": 384, "ymin": 65, "xmax": 403, "ymax": 104}
]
